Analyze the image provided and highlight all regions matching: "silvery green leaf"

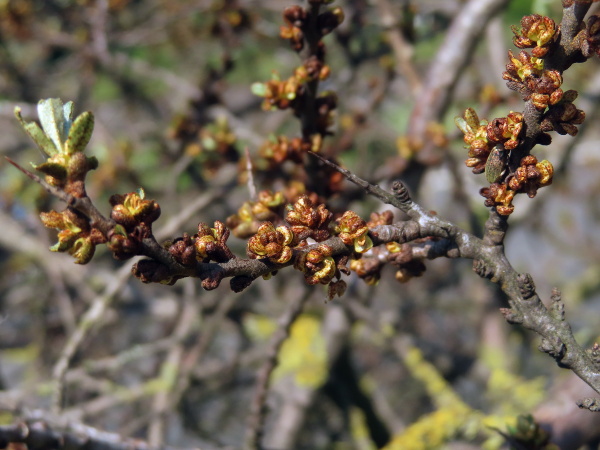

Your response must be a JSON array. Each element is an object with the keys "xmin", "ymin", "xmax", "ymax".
[
  {"xmin": 65, "ymin": 111, "xmax": 94, "ymax": 154},
  {"xmin": 454, "ymin": 116, "xmax": 469, "ymax": 135},
  {"xmin": 14, "ymin": 106, "xmax": 58, "ymax": 156},
  {"xmin": 63, "ymin": 101, "xmax": 75, "ymax": 137},
  {"xmin": 38, "ymin": 98, "xmax": 67, "ymax": 153}
]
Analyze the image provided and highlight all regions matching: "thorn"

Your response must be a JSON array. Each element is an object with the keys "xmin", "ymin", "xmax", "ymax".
[{"xmin": 5, "ymin": 156, "xmax": 39, "ymax": 182}]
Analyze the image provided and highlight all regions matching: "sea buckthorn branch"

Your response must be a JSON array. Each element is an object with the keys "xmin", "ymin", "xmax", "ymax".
[
  {"xmin": 0, "ymin": 415, "xmax": 159, "ymax": 450},
  {"xmin": 311, "ymin": 151, "xmax": 600, "ymax": 407},
  {"xmin": 9, "ymin": 101, "xmax": 472, "ymax": 298},
  {"xmin": 252, "ymin": 0, "xmax": 344, "ymax": 198},
  {"xmin": 9, "ymin": 2, "xmax": 600, "ymax": 417},
  {"xmin": 456, "ymin": 2, "xmax": 598, "ymax": 217}
]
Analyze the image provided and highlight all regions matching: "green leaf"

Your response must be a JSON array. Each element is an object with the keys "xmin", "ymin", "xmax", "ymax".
[
  {"xmin": 33, "ymin": 161, "xmax": 68, "ymax": 180},
  {"xmin": 14, "ymin": 107, "xmax": 58, "ymax": 156},
  {"xmin": 65, "ymin": 111, "xmax": 94, "ymax": 154},
  {"xmin": 38, "ymin": 98, "xmax": 68, "ymax": 153}
]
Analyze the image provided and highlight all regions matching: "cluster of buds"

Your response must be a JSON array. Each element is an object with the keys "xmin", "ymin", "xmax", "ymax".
[
  {"xmin": 15, "ymin": 98, "xmax": 97, "ymax": 198},
  {"xmin": 486, "ymin": 111, "xmax": 524, "ymax": 151},
  {"xmin": 252, "ymin": 1, "xmax": 343, "ymax": 172},
  {"xmin": 335, "ymin": 211, "xmax": 373, "ymax": 254},
  {"xmin": 252, "ymin": 72, "xmax": 305, "ymax": 111},
  {"xmin": 244, "ymin": 195, "xmax": 351, "ymax": 294},
  {"xmin": 366, "ymin": 210, "xmax": 395, "ymax": 229},
  {"xmin": 168, "ymin": 221, "xmax": 234, "ymax": 267},
  {"xmin": 259, "ymin": 135, "xmax": 309, "ymax": 166},
  {"xmin": 348, "ymin": 241, "xmax": 426, "ymax": 287},
  {"xmin": 252, "ymin": 54, "xmax": 331, "ymax": 111},
  {"xmin": 512, "ymin": 14, "xmax": 557, "ymax": 57},
  {"xmin": 294, "ymin": 244, "xmax": 336, "ymax": 285},
  {"xmin": 40, "ymin": 208, "xmax": 106, "ymax": 265},
  {"xmin": 480, "ymin": 156, "xmax": 553, "ymax": 215},
  {"xmin": 456, "ymin": 108, "xmax": 527, "ymax": 185},
  {"xmin": 226, "ymin": 190, "xmax": 286, "ymax": 238},
  {"xmin": 503, "ymin": 51, "xmax": 565, "ymax": 110},
  {"xmin": 247, "ymin": 222, "xmax": 295, "ymax": 264},
  {"xmin": 455, "ymin": 108, "xmax": 494, "ymax": 175},
  {"xmin": 479, "ymin": 183, "xmax": 517, "ymax": 216},
  {"xmin": 507, "ymin": 155, "xmax": 554, "ymax": 198},
  {"xmin": 280, "ymin": 4, "xmax": 344, "ymax": 53},
  {"xmin": 280, "ymin": 6, "xmax": 307, "ymax": 52},
  {"xmin": 349, "ymin": 256, "xmax": 382, "ymax": 286},
  {"xmin": 285, "ymin": 195, "xmax": 332, "ymax": 242},
  {"xmin": 337, "ymin": 212, "xmax": 393, "ymax": 286},
  {"xmin": 346, "ymin": 212, "xmax": 426, "ymax": 285},
  {"xmin": 191, "ymin": 117, "xmax": 239, "ymax": 174},
  {"xmin": 540, "ymin": 90, "xmax": 586, "ymax": 137},
  {"xmin": 108, "ymin": 189, "xmax": 161, "ymax": 259},
  {"xmin": 386, "ymin": 242, "xmax": 427, "ymax": 283}
]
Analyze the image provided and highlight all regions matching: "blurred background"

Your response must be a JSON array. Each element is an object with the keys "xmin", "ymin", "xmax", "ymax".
[{"xmin": 0, "ymin": 0, "xmax": 600, "ymax": 448}]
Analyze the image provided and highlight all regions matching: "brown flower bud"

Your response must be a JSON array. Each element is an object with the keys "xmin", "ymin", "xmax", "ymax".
[
  {"xmin": 367, "ymin": 210, "xmax": 394, "ymax": 227},
  {"xmin": 335, "ymin": 211, "xmax": 373, "ymax": 253},
  {"xmin": 294, "ymin": 244, "xmax": 336, "ymax": 285},
  {"xmin": 41, "ymin": 207, "xmax": 106, "ymax": 264},
  {"xmin": 110, "ymin": 189, "xmax": 161, "ymax": 232},
  {"xmin": 349, "ymin": 257, "xmax": 381, "ymax": 286},
  {"xmin": 512, "ymin": 14, "xmax": 556, "ymax": 57},
  {"xmin": 169, "ymin": 233, "xmax": 196, "ymax": 266},
  {"xmin": 247, "ymin": 222, "xmax": 294, "ymax": 264},
  {"xmin": 285, "ymin": 195, "xmax": 332, "ymax": 242}
]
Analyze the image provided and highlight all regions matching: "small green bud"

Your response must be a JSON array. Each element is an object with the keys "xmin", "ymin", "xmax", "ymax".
[{"xmin": 251, "ymin": 82, "xmax": 268, "ymax": 97}]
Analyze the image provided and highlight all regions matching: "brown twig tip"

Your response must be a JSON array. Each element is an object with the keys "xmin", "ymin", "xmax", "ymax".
[
  {"xmin": 577, "ymin": 397, "xmax": 600, "ymax": 412},
  {"xmin": 5, "ymin": 156, "xmax": 38, "ymax": 181},
  {"xmin": 132, "ymin": 259, "xmax": 177, "ymax": 285},
  {"xmin": 231, "ymin": 275, "xmax": 254, "ymax": 292},
  {"xmin": 517, "ymin": 273, "xmax": 536, "ymax": 299},
  {"xmin": 6, "ymin": 156, "xmax": 74, "ymax": 205},
  {"xmin": 391, "ymin": 180, "xmax": 410, "ymax": 203}
]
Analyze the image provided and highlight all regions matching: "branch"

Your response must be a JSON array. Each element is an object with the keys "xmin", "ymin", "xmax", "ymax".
[
  {"xmin": 244, "ymin": 291, "xmax": 311, "ymax": 450},
  {"xmin": 0, "ymin": 415, "xmax": 166, "ymax": 450},
  {"xmin": 312, "ymin": 152, "xmax": 600, "ymax": 404}
]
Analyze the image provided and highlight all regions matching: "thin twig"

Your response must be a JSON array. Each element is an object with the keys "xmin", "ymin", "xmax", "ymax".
[
  {"xmin": 244, "ymin": 290, "xmax": 311, "ymax": 450},
  {"xmin": 148, "ymin": 280, "xmax": 199, "ymax": 446},
  {"xmin": 51, "ymin": 263, "xmax": 137, "ymax": 414},
  {"xmin": 373, "ymin": 0, "xmax": 422, "ymax": 96}
]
